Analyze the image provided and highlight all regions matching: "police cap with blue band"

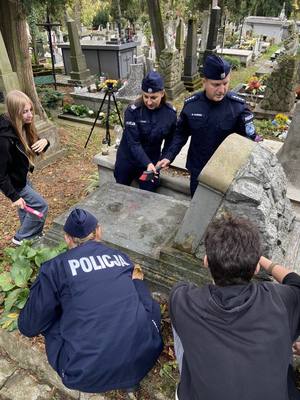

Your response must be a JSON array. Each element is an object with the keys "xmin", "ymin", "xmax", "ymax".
[
  {"xmin": 203, "ymin": 54, "xmax": 231, "ymax": 80},
  {"xmin": 142, "ymin": 71, "xmax": 164, "ymax": 93},
  {"xmin": 64, "ymin": 208, "xmax": 98, "ymax": 238}
]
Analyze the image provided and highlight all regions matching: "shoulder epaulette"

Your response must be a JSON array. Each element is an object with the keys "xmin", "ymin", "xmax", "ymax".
[
  {"xmin": 165, "ymin": 102, "xmax": 176, "ymax": 112},
  {"xmin": 184, "ymin": 93, "xmax": 200, "ymax": 104},
  {"xmin": 227, "ymin": 92, "xmax": 245, "ymax": 103},
  {"xmin": 128, "ymin": 103, "xmax": 141, "ymax": 112}
]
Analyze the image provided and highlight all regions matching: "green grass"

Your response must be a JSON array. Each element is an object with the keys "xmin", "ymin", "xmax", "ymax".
[{"xmin": 229, "ymin": 43, "xmax": 281, "ymax": 90}]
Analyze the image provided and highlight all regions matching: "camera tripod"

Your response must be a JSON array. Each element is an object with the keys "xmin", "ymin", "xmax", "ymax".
[{"xmin": 84, "ymin": 86, "xmax": 123, "ymax": 149}]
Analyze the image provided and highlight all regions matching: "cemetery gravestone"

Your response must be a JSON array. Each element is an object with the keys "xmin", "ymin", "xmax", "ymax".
[
  {"xmin": 277, "ymin": 101, "xmax": 300, "ymax": 194},
  {"xmin": 116, "ymin": 63, "xmax": 144, "ymax": 99},
  {"xmin": 173, "ymin": 134, "xmax": 294, "ymax": 263},
  {"xmin": 0, "ymin": 30, "xmax": 21, "ymax": 113},
  {"xmin": 66, "ymin": 19, "xmax": 92, "ymax": 85},
  {"xmin": 181, "ymin": 18, "xmax": 202, "ymax": 92}
]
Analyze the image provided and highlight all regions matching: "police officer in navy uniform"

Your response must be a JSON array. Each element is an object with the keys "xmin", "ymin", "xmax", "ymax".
[
  {"xmin": 114, "ymin": 70, "xmax": 177, "ymax": 192},
  {"xmin": 18, "ymin": 208, "xmax": 163, "ymax": 395},
  {"xmin": 157, "ymin": 54, "xmax": 261, "ymax": 196}
]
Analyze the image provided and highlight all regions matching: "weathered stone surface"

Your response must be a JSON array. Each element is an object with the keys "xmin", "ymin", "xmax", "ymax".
[
  {"xmin": 173, "ymin": 184, "xmax": 222, "ymax": 254},
  {"xmin": 116, "ymin": 63, "xmax": 144, "ymax": 99},
  {"xmin": 0, "ymin": 357, "xmax": 16, "ymax": 387},
  {"xmin": 200, "ymin": 134, "xmax": 256, "ymax": 194},
  {"xmin": 278, "ymin": 101, "xmax": 300, "ymax": 190},
  {"xmin": 220, "ymin": 145, "xmax": 295, "ymax": 260},
  {"xmin": 260, "ymin": 22, "xmax": 299, "ymax": 113},
  {"xmin": 0, "ymin": 330, "xmax": 79, "ymax": 399},
  {"xmin": 0, "ymin": 370, "xmax": 52, "ymax": 400},
  {"xmin": 67, "ymin": 19, "xmax": 92, "ymax": 84},
  {"xmin": 0, "ymin": 30, "xmax": 21, "ymax": 96},
  {"xmin": 158, "ymin": 49, "xmax": 185, "ymax": 100}
]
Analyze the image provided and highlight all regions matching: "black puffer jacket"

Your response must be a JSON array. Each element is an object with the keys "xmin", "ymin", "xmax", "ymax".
[{"xmin": 0, "ymin": 115, "xmax": 48, "ymax": 202}]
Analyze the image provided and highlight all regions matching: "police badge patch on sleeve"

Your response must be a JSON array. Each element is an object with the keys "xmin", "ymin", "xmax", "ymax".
[{"xmin": 245, "ymin": 122, "xmax": 255, "ymax": 138}]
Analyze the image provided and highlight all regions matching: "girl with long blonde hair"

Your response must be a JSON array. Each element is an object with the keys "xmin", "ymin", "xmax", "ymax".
[{"xmin": 0, "ymin": 90, "xmax": 49, "ymax": 245}]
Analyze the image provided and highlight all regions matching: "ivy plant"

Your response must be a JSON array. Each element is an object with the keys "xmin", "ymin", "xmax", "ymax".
[{"xmin": 0, "ymin": 241, "xmax": 67, "ymax": 331}]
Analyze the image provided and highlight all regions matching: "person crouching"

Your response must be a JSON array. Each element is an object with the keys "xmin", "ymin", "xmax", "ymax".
[{"xmin": 18, "ymin": 208, "xmax": 163, "ymax": 394}]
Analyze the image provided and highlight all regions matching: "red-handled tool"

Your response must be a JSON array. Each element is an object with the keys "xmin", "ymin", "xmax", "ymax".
[
  {"xmin": 139, "ymin": 165, "xmax": 162, "ymax": 182},
  {"xmin": 24, "ymin": 205, "xmax": 44, "ymax": 219}
]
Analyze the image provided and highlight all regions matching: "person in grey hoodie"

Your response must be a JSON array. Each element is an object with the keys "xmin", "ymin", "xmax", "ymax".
[{"xmin": 170, "ymin": 214, "xmax": 300, "ymax": 400}]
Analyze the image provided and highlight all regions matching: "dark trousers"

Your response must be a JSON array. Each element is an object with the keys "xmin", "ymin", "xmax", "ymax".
[
  {"xmin": 190, "ymin": 172, "xmax": 199, "ymax": 198},
  {"xmin": 114, "ymin": 159, "xmax": 160, "ymax": 192}
]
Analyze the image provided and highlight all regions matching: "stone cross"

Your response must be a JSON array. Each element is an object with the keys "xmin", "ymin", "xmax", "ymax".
[{"xmin": 66, "ymin": 19, "xmax": 92, "ymax": 85}]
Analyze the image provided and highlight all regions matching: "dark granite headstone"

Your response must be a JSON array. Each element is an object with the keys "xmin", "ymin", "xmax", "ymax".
[{"xmin": 181, "ymin": 18, "xmax": 202, "ymax": 92}]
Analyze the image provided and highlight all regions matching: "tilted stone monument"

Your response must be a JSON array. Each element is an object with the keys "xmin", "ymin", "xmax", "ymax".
[
  {"xmin": 174, "ymin": 134, "xmax": 294, "ymax": 263},
  {"xmin": 66, "ymin": 19, "xmax": 92, "ymax": 85}
]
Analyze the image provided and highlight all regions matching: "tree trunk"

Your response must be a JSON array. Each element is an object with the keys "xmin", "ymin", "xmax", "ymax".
[
  {"xmin": 0, "ymin": 0, "xmax": 46, "ymax": 119},
  {"xmin": 146, "ymin": 0, "xmax": 165, "ymax": 60}
]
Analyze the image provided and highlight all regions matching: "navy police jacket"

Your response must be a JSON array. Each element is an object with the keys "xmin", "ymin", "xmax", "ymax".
[
  {"xmin": 117, "ymin": 101, "xmax": 177, "ymax": 168},
  {"xmin": 164, "ymin": 91, "xmax": 256, "ymax": 176},
  {"xmin": 18, "ymin": 241, "xmax": 163, "ymax": 393}
]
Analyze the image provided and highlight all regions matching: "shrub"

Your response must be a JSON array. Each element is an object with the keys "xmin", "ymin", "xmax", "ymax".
[
  {"xmin": 63, "ymin": 104, "xmax": 95, "ymax": 118},
  {"xmin": 0, "ymin": 241, "xmax": 67, "ymax": 331},
  {"xmin": 223, "ymin": 56, "xmax": 241, "ymax": 70},
  {"xmin": 37, "ymin": 87, "xmax": 63, "ymax": 110}
]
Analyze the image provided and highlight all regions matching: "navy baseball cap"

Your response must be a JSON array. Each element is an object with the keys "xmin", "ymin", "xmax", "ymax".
[
  {"xmin": 203, "ymin": 54, "xmax": 231, "ymax": 80},
  {"xmin": 142, "ymin": 71, "xmax": 164, "ymax": 93},
  {"xmin": 64, "ymin": 208, "xmax": 98, "ymax": 238}
]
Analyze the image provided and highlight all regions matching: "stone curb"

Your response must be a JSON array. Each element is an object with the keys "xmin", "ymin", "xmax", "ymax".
[{"xmin": 0, "ymin": 328, "xmax": 172, "ymax": 400}]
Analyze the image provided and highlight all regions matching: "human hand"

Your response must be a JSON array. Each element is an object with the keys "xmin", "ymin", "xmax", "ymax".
[
  {"xmin": 132, "ymin": 264, "xmax": 144, "ymax": 280},
  {"xmin": 147, "ymin": 163, "xmax": 157, "ymax": 173},
  {"xmin": 293, "ymin": 341, "xmax": 300, "ymax": 356},
  {"xmin": 254, "ymin": 134, "xmax": 263, "ymax": 142},
  {"xmin": 12, "ymin": 197, "xmax": 26, "ymax": 209},
  {"xmin": 259, "ymin": 256, "xmax": 272, "ymax": 271},
  {"xmin": 31, "ymin": 138, "xmax": 48, "ymax": 153},
  {"xmin": 156, "ymin": 158, "xmax": 170, "ymax": 169}
]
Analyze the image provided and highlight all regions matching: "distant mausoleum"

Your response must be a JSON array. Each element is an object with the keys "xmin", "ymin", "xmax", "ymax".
[{"xmin": 242, "ymin": 16, "xmax": 300, "ymax": 44}]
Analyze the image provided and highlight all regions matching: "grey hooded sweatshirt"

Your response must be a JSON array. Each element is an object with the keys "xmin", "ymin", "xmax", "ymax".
[{"xmin": 170, "ymin": 273, "xmax": 300, "ymax": 400}]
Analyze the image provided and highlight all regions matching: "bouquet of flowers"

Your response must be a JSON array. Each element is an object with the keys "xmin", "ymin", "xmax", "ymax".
[
  {"xmin": 97, "ymin": 79, "xmax": 120, "ymax": 92},
  {"xmin": 271, "ymin": 113, "xmax": 291, "ymax": 140},
  {"xmin": 245, "ymin": 76, "xmax": 265, "ymax": 95}
]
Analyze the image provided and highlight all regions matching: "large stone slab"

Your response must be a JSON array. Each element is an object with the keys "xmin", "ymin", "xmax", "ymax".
[
  {"xmin": 42, "ymin": 183, "xmax": 210, "ymax": 291},
  {"xmin": 44, "ymin": 183, "xmax": 188, "ymax": 259}
]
